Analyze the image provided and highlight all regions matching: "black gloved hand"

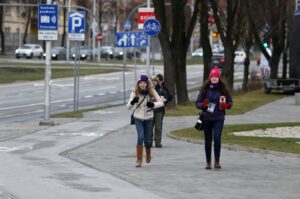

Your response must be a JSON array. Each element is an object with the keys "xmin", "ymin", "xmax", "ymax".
[
  {"xmin": 146, "ymin": 102, "xmax": 154, "ymax": 108},
  {"xmin": 130, "ymin": 97, "xmax": 139, "ymax": 105}
]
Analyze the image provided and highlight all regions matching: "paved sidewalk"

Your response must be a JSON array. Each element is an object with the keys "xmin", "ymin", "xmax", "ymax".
[{"xmin": 0, "ymin": 96, "xmax": 300, "ymax": 198}]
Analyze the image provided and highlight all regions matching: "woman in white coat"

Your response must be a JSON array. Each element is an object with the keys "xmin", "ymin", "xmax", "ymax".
[{"xmin": 127, "ymin": 75, "xmax": 164, "ymax": 167}]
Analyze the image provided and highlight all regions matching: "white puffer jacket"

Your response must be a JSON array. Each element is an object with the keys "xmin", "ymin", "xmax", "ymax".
[{"xmin": 127, "ymin": 89, "xmax": 164, "ymax": 120}]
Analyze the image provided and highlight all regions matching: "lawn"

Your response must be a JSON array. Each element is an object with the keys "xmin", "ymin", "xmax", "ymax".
[
  {"xmin": 170, "ymin": 123, "xmax": 300, "ymax": 154},
  {"xmin": 166, "ymin": 89, "xmax": 285, "ymax": 116},
  {"xmin": 0, "ymin": 66, "xmax": 122, "ymax": 84}
]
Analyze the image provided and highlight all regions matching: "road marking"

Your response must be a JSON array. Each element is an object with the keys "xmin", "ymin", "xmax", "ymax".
[
  {"xmin": 0, "ymin": 146, "xmax": 33, "ymax": 152},
  {"xmin": 58, "ymin": 132, "xmax": 103, "ymax": 137},
  {"xmin": 84, "ymin": 95, "xmax": 93, "ymax": 98},
  {"xmin": 0, "ymin": 99, "xmax": 73, "ymax": 110}
]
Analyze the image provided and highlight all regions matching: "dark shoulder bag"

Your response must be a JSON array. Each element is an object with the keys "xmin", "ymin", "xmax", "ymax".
[
  {"xmin": 194, "ymin": 112, "xmax": 205, "ymax": 131},
  {"xmin": 130, "ymin": 96, "xmax": 146, "ymax": 125}
]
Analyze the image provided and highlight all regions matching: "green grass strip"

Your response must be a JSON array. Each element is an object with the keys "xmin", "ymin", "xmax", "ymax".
[
  {"xmin": 0, "ymin": 67, "xmax": 121, "ymax": 84},
  {"xmin": 166, "ymin": 89, "xmax": 285, "ymax": 116},
  {"xmin": 170, "ymin": 123, "xmax": 300, "ymax": 154}
]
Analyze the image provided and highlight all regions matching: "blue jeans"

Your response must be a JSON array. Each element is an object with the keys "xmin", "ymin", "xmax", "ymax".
[
  {"xmin": 203, "ymin": 120, "xmax": 224, "ymax": 163},
  {"xmin": 135, "ymin": 118, "xmax": 153, "ymax": 148}
]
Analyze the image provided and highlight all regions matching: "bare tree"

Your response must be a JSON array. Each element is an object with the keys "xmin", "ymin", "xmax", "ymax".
[
  {"xmin": 200, "ymin": 0, "xmax": 212, "ymax": 81},
  {"xmin": 209, "ymin": 0, "xmax": 241, "ymax": 91},
  {"xmin": 153, "ymin": 0, "xmax": 200, "ymax": 106}
]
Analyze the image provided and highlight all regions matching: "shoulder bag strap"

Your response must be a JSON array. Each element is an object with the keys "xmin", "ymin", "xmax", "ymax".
[{"xmin": 132, "ymin": 96, "xmax": 146, "ymax": 114}]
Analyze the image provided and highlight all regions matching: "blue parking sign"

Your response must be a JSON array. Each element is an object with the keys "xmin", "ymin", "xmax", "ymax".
[
  {"xmin": 38, "ymin": 4, "xmax": 58, "ymax": 40},
  {"xmin": 68, "ymin": 11, "xmax": 86, "ymax": 41}
]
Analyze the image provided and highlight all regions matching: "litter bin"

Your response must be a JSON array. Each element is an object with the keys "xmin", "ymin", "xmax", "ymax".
[{"xmin": 295, "ymin": 92, "xmax": 300, "ymax": 105}]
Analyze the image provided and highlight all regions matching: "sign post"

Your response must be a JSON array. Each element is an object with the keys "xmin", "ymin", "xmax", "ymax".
[
  {"xmin": 38, "ymin": 2, "xmax": 57, "ymax": 125},
  {"xmin": 96, "ymin": 33, "xmax": 103, "ymax": 62},
  {"xmin": 68, "ymin": 11, "xmax": 86, "ymax": 112}
]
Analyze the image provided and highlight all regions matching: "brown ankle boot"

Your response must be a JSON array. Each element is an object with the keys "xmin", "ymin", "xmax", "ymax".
[
  {"xmin": 145, "ymin": 147, "xmax": 151, "ymax": 163},
  {"xmin": 214, "ymin": 158, "xmax": 222, "ymax": 169},
  {"xmin": 205, "ymin": 162, "xmax": 212, "ymax": 169},
  {"xmin": 136, "ymin": 145, "xmax": 143, "ymax": 167}
]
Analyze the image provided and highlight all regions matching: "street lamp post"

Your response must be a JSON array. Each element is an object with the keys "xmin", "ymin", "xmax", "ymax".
[{"xmin": 66, "ymin": 0, "xmax": 71, "ymax": 62}]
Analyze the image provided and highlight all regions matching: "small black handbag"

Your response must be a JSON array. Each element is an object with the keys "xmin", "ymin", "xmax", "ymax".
[{"xmin": 194, "ymin": 112, "xmax": 204, "ymax": 131}]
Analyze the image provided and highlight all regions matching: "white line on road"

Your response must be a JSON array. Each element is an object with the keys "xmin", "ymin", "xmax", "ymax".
[{"xmin": 0, "ymin": 99, "xmax": 73, "ymax": 110}]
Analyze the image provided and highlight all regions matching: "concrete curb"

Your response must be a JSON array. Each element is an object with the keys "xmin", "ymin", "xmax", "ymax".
[{"xmin": 167, "ymin": 132, "xmax": 300, "ymax": 159}]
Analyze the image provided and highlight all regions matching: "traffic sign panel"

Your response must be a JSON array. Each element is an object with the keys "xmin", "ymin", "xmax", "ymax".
[
  {"xmin": 116, "ymin": 32, "xmax": 148, "ymax": 48},
  {"xmin": 97, "ymin": 33, "xmax": 103, "ymax": 41},
  {"xmin": 38, "ymin": 4, "xmax": 58, "ymax": 41},
  {"xmin": 143, "ymin": 19, "xmax": 161, "ymax": 37},
  {"xmin": 138, "ymin": 8, "xmax": 155, "ymax": 29},
  {"xmin": 68, "ymin": 11, "xmax": 86, "ymax": 41}
]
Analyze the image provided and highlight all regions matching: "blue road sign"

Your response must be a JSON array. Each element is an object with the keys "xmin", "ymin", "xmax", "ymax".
[
  {"xmin": 124, "ymin": 20, "xmax": 132, "ymax": 31},
  {"xmin": 68, "ymin": 11, "xmax": 86, "ymax": 41},
  {"xmin": 116, "ymin": 32, "xmax": 148, "ymax": 48},
  {"xmin": 38, "ymin": 4, "xmax": 58, "ymax": 40},
  {"xmin": 143, "ymin": 19, "xmax": 161, "ymax": 37}
]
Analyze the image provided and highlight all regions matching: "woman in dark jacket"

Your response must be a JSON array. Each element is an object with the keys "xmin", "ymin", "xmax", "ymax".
[{"xmin": 195, "ymin": 66, "xmax": 233, "ymax": 169}]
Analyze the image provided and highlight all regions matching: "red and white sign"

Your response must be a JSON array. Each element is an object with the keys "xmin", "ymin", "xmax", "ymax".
[
  {"xmin": 96, "ymin": 33, "xmax": 103, "ymax": 41},
  {"xmin": 138, "ymin": 8, "xmax": 156, "ymax": 29}
]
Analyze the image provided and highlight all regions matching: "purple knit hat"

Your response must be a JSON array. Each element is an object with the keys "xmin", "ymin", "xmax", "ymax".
[{"xmin": 138, "ymin": 75, "xmax": 149, "ymax": 83}]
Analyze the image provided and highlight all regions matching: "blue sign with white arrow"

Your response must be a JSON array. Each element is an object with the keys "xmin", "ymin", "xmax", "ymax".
[
  {"xmin": 124, "ymin": 20, "xmax": 132, "ymax": 31},
  {"xmin": 116, "ymin": 32, "xmax": 148, "ymax": 47},
  {"xmin": 68, "ymin": 11, "xmax": 86, "ymax": 41},
  {"xmin": 143, "ymin": 19, "xmax": 161, "ymax": 37},
  {"xmin": 38, "ymin": 4, "xmax": 58, "ymax": 40}
]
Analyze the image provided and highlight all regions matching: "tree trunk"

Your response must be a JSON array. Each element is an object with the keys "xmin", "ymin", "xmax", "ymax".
[
  {"xmin": 223, "ymin": 44, "xmax": 235, "ymax": 91},
  {"xmin": 200, "ymin": 0, "xmax": 212, "ymax": 81},
  {"xmin": 23, "ymin": 7, "xmax": 32, "ymax": 44},
  {"xmin": 242, "ymin": 48, "xmax": 250, "ymax": 91}
]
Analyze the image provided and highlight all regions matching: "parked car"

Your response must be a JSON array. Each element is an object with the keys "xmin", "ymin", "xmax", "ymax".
[
  {"xmin": 43, "ymin": 47, "xmax": 66, "ymax": 60},
  {"xmin": 192, "ymin": 48, "xmax": 203, "ymax": 58},
  {"xmin": 99, "ymin": 46, "xmax": 114, "ymax": 59},
  {"xmin": 70, "ymin": 46, "xmax": 91, "ymax": 60},
  {"xmin": 113, "ymin": 47, "xmax": 141, "ymax": 60},
  {"xmin": 113, "ymin": 47, "xmax": 124, "ymax": 60},
  {"xmin": 211, "ymin": 53, "xmax": 225, "ymax": 71},
  {"xmin": 15, "ymin": 44, "xmax": 44, "ymax": 59},
  {"xmin": 127, "ymin": 48, "xmax": 142, "ymax": 60},
  {"xmin": 234, "ymin": 50, "xmax": 246, "ymax": 64}
]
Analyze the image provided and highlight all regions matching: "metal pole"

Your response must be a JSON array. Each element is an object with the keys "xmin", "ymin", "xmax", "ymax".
[
  {"xmin": 146, "ymin": 0, "xmax": 151, "ymax": 76},
  {"xmin": 41, "ymin": 0, "xmax": 54, "ymax": 125},
  {"xmin": 77, "ymin": 44, "xmax": 80, "ymax": 110},
  {"xmin": 18, "ymin": 0, "xmax": 21, "ymax": 48},
  {"xmin": 97, "ymin": 40, "xmax": 101, "ymax": 62},
  {"xmin": 134, "ymin": 47, "xmax": 137, "ymax": 81},
  {"xmin": 66, "ymin": 0, "xmax": 71, "ymax": 62},
  {"xmin": 92, "ymin": 0, "xmax": 96, "ymax": 61},
  {"xmin": 123, "ymin": 47, "xmax": 127, "ymax": 104},
  {"xmin": 73, "ymin": 50, "xmax": 77, "ymax": 112}
]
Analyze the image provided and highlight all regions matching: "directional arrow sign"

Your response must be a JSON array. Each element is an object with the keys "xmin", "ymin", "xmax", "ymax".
[{"xmin": 116, "ymin": 32, "xmax": 148, "ymax": 47}]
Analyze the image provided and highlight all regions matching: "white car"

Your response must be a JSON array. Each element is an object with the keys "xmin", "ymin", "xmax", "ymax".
[
  {"xmin": 234, "ymin": 51, "xmax": 246, "ymax": 64},
  {"xmin": 192, "ymin": 48, "xmax": 203, "ymax": 58},
  {"xmin": 15, "ymin": 44, "xmax": 44, "ymax": 59}
]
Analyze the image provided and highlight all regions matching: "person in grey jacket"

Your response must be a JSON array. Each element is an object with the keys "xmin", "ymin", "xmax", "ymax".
[{"xmin": 127, "ymin": 75, "xmax": 164, "ymax": 167}]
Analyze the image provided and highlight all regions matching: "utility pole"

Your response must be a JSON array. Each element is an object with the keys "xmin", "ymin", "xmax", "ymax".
[
  {"xmin": 92, "ymin": 0, "xmax": 97, "ymax": 61},
  {"xmin": 146, "ymin": 0, "xmax": 151, "ymax": 76},
  {"xmin": 66, "ymin": 0, "xmax": 71, "ymax": 61}
]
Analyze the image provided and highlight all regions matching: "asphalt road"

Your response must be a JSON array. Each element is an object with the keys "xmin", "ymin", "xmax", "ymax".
[{"xmin": 0, "ymin": 58, "xmax": 257, "ymax": 124}]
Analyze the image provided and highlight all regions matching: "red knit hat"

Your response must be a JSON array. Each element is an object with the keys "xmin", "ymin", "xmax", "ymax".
[{"xmin": 209, "ymin": 66, "xmax": 221, "ymax": 79}]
